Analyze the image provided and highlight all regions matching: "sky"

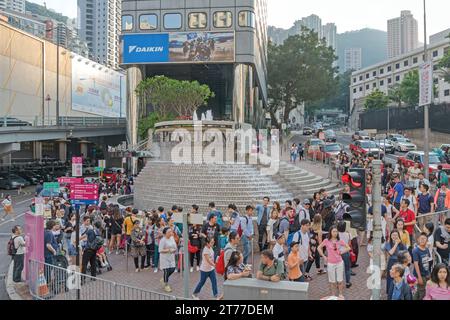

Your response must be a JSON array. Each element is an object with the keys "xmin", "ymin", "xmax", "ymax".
[{"xmin": 29, "ymin": 0, "xmax": 450, "ymax": 40}]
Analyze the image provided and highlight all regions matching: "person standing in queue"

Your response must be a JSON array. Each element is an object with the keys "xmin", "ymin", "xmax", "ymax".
[{"xmin": 158, "ymin": 227, "xmax": 177, "ymax": 293}]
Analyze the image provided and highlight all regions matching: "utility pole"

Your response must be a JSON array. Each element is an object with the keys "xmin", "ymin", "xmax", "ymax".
[
  {"xmin": 182, "ymin": 213, "xmax": 190, "ymax": 299},
  {"xmin": 56, "ymin": 26, "xmax": 60, "ymax": 126},
  {"xmin": 423, "ymin": 0, "xmax": 430, "ymax": 179},
  {"xmin": 371, "ymin": 160, "xmax": 382, "ymax": 300}
]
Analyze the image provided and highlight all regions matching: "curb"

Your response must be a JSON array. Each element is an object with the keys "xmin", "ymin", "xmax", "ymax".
[{"xmin": 5, "ymin": 261, "xmax": 24, "ymax": 300}]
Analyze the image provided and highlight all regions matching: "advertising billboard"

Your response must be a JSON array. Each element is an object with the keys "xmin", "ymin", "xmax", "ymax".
[
  {"xmin": 72, "ymin": 53, "xmax": 126, "ymax": 117},
  {"xmin": 122, "ymin": 32, "xmax": 234, "ymax": 65}
]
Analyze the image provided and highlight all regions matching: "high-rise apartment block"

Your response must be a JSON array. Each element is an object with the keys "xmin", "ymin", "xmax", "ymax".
[
  {"xmin": 78, "ymin": 0, "xmax": 121, "ymax": 69},
  {"xmin": 344, "ymin": 48, "xmax": 362, "ymax": 72},
  {"xmin": 387, "ymin": 10, "xmax": 418, "ymax": 58},
  {"xmin": 0, "ymin": 0, "xmax": 25, "ymax": 14},
  {"xmin": 322, "ymin": 22, "xmax": 337, "ymax": 51}
]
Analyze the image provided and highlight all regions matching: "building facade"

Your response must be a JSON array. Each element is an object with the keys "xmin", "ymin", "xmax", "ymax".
[
  {"xmin": 430, "ymin": 28, "xmax": 450, "ymax": 45},
  {"xmin": 0, "ymin": 0, "xmax": 25, "ymax": 14},
  {"xmin": 78, "ymin": 0, "xmax": 121, "ymax": 69},
  {"xmin": 388, "ymin": 10, "xmax": 419, "ymax": 59},
  {"xmin": 344, "ymin": 48, "xmax": 362, "ymax": 72},
  {"xmin": 322, "ymin": 22, "xmax": 337, "ymax": 51},
  {"xmin": 349, "ymin": 39, "xmax": 450, "ymax": 129},
  {"xmin": 299, "ymin": 14, "xmax": 322, "ymax": 38},
  {"xmin": 120, "ymin": 0, "xmax": 269, "ymax": 148}
]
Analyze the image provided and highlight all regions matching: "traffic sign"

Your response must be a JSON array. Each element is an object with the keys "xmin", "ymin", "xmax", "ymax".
[
  {"xmin": 71, "ymin": 199, "xmax": 98, "ymax": 206},
  {"xmin": 94, "ymin": 167, "xmax": 104, "ymax": 172},
  {"xmin": 98, "ymin": 160, "xmax": 106, "ymax": 168},
  {"xmin": 70, "ymin": 183, "xmax": 98, "ymax": 200},
  {"xmin": 58, "ymin": 177, "xmax": 84, "ymax": 185},
  {"xmin": 35, "ymin": 197, "xmax": 44, "ymax": 216},
  {"xmin": 43, "ymin": 182, "xmax": 59, "ymax": 191}
]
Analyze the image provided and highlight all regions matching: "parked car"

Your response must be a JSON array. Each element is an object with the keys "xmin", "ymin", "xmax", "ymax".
[
  {"xmin": 15, "ymin": 171, "xmax": 39, "ymax": 185},
  {"xmin": 390, "ymin": 137, "xmax": 417, "ymax": 152},
  {"xmin": 303, "ymin": 127, "xmax": 313, "ymax": 136},
  {"xmin": 352, "ymin": 131, "xmax": 370, "ymax": 141},
  {"xmin": 103, "ymin": 167, "xmax": 123, "ymax": 182},
  {"xmin": 375, "ymin": 140, "xmax": 395, "ymax": 154},
  {"xmin": 308, "ymin": 143, "xmax": 343, "ymax": 161},
  {"xmin": 350, "ymin": 140, "xmax": 383, "ymax": 158},
  {"xmin": 324, "ymin": 129, "xmax": 337, "ymax": 142},
  {"xmin": 0, "ymin": 174, "xmax": 30, "ymax": 190},
  {"xmin": 399, "ymin": 151, "xmax": 450, "ymax": 176}
]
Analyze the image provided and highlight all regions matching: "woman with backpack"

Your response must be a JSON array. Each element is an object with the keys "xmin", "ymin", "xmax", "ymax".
[
  {"xmin": 130, "ymin": 220, "xmax": 146, "ymax": 272},
  {"xmin": 189, "ymin": 224, "xmax": 202, "ymax": 272},
  {"xmin": 192, "ymin": 237, "xmax": 220, "ymax": 300}
]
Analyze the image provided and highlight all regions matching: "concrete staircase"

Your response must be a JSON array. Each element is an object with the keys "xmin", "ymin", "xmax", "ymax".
[
  {"xmin": 134, "ymin": 161, "xmax": 294, "ymax": 212},
  {"xmin": 273, "ymin": 162, "xmax": 342, "ymax": 199}
]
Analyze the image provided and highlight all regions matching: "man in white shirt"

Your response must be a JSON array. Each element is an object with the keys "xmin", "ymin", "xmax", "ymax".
[
  {"xmin": 272, "ymin": 233, "xmax": 286, "ymax": 263},
  {"xmin": 12, "ymin": 225, "xmax": 26, "ymax": 282}
]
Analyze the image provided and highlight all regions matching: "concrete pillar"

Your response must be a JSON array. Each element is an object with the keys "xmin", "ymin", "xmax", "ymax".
[
  {"xmin": 233, "ymin": 64, "xmax": 246, "ymax": 124},
  {"xmin": 33, "ymin": 141, "xmax": 42, "ymax": 160},
  {"xmin": 2, "ymin": 154, "xmax": 11, "ymax": 166},
  {"xmin": 79, "ymin": 142, "xmax": 88, "ymax": 158},
  {"xmin": 126, "ymin": 65, "xmax": 144, "ymax": 175},
  {"xmin": 58, "ymin": 141, "xmax": 67, "ymax": 162}
]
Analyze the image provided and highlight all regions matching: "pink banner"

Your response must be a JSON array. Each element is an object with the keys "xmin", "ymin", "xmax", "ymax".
[
  {"xmin": 72, "ymin": 157, "xmax": 83, "ymax": 164},
  {"xmin": 24, "ymin": 212, "xmax": 44, "ymax": 284},
  {"xmin": 58, "ymin": 177, "xmax": 84, "ymax": 185}
]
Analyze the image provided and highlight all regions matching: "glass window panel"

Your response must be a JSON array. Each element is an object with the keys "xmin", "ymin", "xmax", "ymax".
[
  {"xmin": 239, "ymin": 11, "xmax": 255, "ymax": 28},
  {"xmin": 213, "ymin": 11, "xmax": 232, "ymax": 28},
  {"xmin": 121, "ymin": 15, "xmax": 133, "ymax": 31},
  {"xmin": 188, "ymin": 12, "xmax": 207, "ymax": 29},
  {"xmin": 164, "ymin": 13, "xmax": 182, "ymax": 29},
  {"xmin": 139, "ymin": 14, "xmax": 157, "ymax": 30}
]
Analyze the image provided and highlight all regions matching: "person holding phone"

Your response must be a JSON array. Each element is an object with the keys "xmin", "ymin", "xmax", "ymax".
[{"xmin": 224, "ymin": 251, "xmax": 251, "ymax": 281}]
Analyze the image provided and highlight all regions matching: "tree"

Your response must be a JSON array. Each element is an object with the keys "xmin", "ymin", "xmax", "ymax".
[
  {"xmin": 268, "ymin": 29, "xmax": 338, "ymax": 128},
  {"xmin": 399, "ymin": 70, "xmax": 420, "ymax": 107},
  {"xmin": 438, "ymin": 49, "xmax": 450, "ymax": 83},
  {"xmin": 136, "ymin": 76, "xmax": 214, "ymax": 118},
  {"xmin": 388, "ymin": 84, "xmax": 403, "ymax": 108},
  {"xmin": 364, "ymin": 89, "xmax": 389, "ymax": 110},
  {"xmin": 307, "ymin": 70, "xmax": 352, "ymax": 116},
  {"xmin": 138, "ymin": 112, "xmax": 175, "ymax": 140}
]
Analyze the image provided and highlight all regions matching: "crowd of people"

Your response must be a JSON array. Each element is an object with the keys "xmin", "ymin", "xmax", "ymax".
[{"xmin": 6, "ymin": 149, "xmax": 450, "ymax": 300}]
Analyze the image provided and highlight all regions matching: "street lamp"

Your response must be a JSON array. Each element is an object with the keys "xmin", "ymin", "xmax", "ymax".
[
  {"xmin": 46, "ymin": 25, "xmax": 61, "ymax": 126},
  {"xmin": 45, "ymin": 94, "xmax": 51, "ymax": 125},
  {"xmin": 422, "ymin": 0, "xmax": 431, "ymax": 179}
]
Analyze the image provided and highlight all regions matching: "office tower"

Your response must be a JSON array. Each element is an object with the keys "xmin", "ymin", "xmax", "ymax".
[
  {"xmin": 78, "ymin": 0, "xmax": 121, "ymax": 69},
  {"xmin": 388, "ymin": 10, "xmax": 419, "ymax": 58},
  {"xmin": 344, "ymin": 48, "xmax": 362, "ymax": 72}
]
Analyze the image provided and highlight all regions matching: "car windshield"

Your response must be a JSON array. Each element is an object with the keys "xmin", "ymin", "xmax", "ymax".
[
  {"xmin": 310, "ymin": 140, "xmax": 324, "ymax": 146},
  {"xmin": 397, "ymin": 138, "xmax": 411, "ymax": 143},
  {"xmin": 425, "ymin": 155, "xmax": 442, "ymax": 164},
  {"xmin": 324, "ymin": 144, "xmax": 341, "ymax": 152},
  {"xmin": 360, "ymin": 141, "xmax": 377, "ymax": 148}
]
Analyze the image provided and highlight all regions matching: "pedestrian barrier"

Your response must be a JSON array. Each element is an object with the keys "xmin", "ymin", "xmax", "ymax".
[
  {"xmin": 414, "ymin": 209, "xmax": 450, "ymax": 233},
  {"xmin": 27, "ymin": 259, "xmax": 179, "ymax": 300}
]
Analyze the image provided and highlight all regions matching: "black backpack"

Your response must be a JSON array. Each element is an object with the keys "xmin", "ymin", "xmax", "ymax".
[
  {"xmin": 273, "ymin": 217, "xmax": 289, "ymax": 238},
  {"xmin": 87, "ymin": 230, "xmax": 104, "ymax": 251},
  {"xmin": 289, "ymin": 214, "xmax": 301, "ymax": 234},
  {"xmin": 7, "ymin": 236, "xmax": 18, "ymax": 256}
]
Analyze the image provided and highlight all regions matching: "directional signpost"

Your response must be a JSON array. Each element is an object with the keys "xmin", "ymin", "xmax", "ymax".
[{"xmin": 43, "ymin": 182, "xmax": 60, "ymax": 197}]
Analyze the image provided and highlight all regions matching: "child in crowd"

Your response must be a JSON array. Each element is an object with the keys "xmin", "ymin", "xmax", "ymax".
[{"xmin": 219, "ymin": 227, "xmax": 230, "ymax": 250}]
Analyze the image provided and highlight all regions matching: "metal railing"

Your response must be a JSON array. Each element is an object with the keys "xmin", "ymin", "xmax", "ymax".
[
  {"xmin": 0, "ymin": 116, "xmax": 126, "ymax": 128},
  {"xmin": 27, "ymin": 259, "xmax": 178, "ymax": 301},
  {"xmin": 414, "ymin": 209, "xmax": 450, "ymax": 233}
]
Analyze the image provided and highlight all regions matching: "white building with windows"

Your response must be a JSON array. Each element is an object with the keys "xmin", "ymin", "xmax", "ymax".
[
  {"xmin": 344, "ymin": 48, "xmax": 362, "ymax": 72},
  {"xmin": 78, "ymin": 0, "xmax": 121, "ymax": 69},
  {"xmin": 0, "ymin": 0, "xmax": 25, "ymax": 14},
  {"xmin": 322, "ymin": 23, "xmax": 337, "ymax": 51},
  {"xmin": 349, "ymin": 39, "xmax": 450, "ymax": 129},
  {"xmin": 388, "ymin": 10, "xmax": 419, "ymax": 58}
]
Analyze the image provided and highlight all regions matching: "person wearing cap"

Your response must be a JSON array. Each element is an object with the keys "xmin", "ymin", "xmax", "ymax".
[
  {"xmin": 287, "ymin": 242, "xmax": 304, "ymax": 282},
  {"xmin": 123, "ymin": 208, "xmax": 139, "ymax": 246},
  {"xmin": 298, "ymin": 199, "xmax": 311, "ymax": 222},
  {"xmin": 158, "ymin": 227, "xmax": 177, "ymax": 293}
]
